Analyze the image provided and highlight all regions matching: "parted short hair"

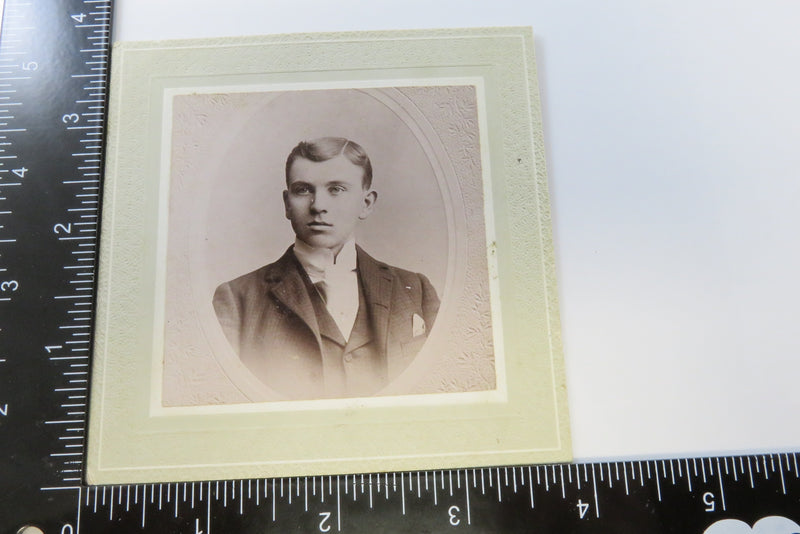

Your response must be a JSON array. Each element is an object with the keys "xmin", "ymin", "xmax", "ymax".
[{"xmin": 285, "ymin": 137, "xmax": 373, "ymax": 189}]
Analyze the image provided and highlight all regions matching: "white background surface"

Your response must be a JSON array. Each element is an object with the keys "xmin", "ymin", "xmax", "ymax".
[{"xmin": 112, "ymin": 1, "xmax": 800, "ymax": 462}]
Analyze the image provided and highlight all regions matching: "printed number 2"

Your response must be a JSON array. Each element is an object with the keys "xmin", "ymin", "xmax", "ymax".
[
  {"xmin": 318, "ymin": 512, "xmax": 331, "ymax": 532},
  {"xmin": 577, "ymin": 499, "xmax": 590, "ymax": 519}
]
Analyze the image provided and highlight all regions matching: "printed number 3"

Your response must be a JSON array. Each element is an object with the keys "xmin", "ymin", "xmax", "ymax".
[
  {"xmin": 448, "ymin": 505, "xmax": 460, "ymax": 526},
  {"xmin": 1, "ymin": 280, "xmax": 18, "ymax": 292}
]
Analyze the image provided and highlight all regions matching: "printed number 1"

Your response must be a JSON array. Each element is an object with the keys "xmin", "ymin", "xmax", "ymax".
[{"xmin": 577, "ymin": 500, "xmax": 590, "ymax": 519}]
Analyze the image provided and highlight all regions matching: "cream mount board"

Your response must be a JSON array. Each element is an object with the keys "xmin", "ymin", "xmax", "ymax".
[{"xmin": 87, "ymin": 27, "xmax": 570, "ymax": 484}]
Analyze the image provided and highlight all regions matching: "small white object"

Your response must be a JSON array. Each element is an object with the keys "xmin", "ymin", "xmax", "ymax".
[{"xmin": 412, "ymin": 313, "xmax": 426, "ymax": 337}]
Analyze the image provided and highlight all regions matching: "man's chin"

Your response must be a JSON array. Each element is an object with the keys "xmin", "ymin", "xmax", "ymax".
[{"xmin": 298, "ymin": 235, "xmax": 343, "ymax": 251}]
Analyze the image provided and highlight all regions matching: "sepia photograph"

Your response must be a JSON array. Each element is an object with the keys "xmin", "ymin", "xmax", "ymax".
[
  {"xmin": 87, "ymin": 27, "xmax": 570, "ymax": 484},
  {"xmin": 164, "ymin": 86, "xmax": 497, "ymax": 404}
]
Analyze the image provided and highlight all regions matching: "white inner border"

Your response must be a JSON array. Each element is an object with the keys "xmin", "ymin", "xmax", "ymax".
[{"xmin": 148, "ymin": 77, "xmax": 507, "ymax": 416}]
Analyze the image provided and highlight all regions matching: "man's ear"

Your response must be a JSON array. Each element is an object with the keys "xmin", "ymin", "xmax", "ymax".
[
  {"xmin": 282, "ymin": 190, "xmax": 290, "ymax": 219},
  {"xmin": 359, "ymin": 190, "xmax": 377, "ymax": 220}
]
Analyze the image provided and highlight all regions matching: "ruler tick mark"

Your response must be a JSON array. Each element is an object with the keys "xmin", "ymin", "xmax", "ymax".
[
  {"xmin": 655, "ymin": 462, "xmax": 662, "ymax": 502},
  {"xmin": 623, "ymin": 462, "xmax": 630, "ymax": 495},
  {"xmin": 591, "ymin": 464, "xmax": 600, "ymax": 518},
  {"xmin": 715, "ymin": 457, "xmax": 727, "ymax": 512},
  {"xmin": 528, "ymin": 466, "xmax": 534, "ymax": 508}
]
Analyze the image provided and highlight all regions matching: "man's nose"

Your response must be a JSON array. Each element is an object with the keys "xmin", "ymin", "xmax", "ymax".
[{"xmin": 310, "ymin": 192, "xmax": 329, "ymax": 212}]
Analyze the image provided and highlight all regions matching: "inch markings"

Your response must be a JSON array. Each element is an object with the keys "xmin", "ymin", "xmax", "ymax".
[
  {"xmin": 68, "ymin": 454, "xmax": 800, "ymax": 533},
  {"xmin": 0, "ymin": 1, "xmax": 112, "ymax": 532},
  {"xmin": 45, "ymin": 1, "xmax": 111, "ymax": 490},
  {"xmin": 3, "ymin": 2, "xmax": 800, "ymax": 534}
]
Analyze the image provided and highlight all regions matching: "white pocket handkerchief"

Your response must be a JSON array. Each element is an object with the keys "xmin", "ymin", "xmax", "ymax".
[{"xmin": 412, "ymin": 313, "xmax": 426, "ymax": 337}]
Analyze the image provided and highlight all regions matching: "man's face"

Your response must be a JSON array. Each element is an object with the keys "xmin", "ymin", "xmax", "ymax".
[{"xmin": 283, "ymin": 155, "xmax": 377, "ymax": 254}]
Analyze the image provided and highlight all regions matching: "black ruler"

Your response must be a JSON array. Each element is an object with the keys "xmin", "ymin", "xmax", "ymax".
[
  {"xmin": 0, "ymin": 0, "xmax": 111, "ymax": 531},
  {"xmin": 8, "ymin": 454, "xmax": 800, "ymax": 533},
  {"xmin": 65, "ymin": 456, "xmax": 800, "ymax": 532},
  {"xmin": 1, "ymin": 2, "xmax": 800, "ymax": 533}
]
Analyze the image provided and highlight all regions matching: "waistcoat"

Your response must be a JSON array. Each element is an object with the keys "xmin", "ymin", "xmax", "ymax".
[{"xmin": 307, "ymin": 276, "xmax": 387, "ymax": 398}]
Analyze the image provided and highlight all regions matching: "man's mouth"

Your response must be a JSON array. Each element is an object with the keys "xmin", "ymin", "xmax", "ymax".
[{"xmin": 308, "ymin": 221, "xmax": 332, "ymax": 227}]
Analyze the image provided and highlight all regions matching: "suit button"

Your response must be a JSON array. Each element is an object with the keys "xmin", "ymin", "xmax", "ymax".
[{"xmin": 343, "ymin": 354, "xmax": 353, "ymax": 363}]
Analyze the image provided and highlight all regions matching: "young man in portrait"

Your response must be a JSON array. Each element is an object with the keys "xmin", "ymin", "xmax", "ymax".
[{"xmin": 213, "ymin": 137, "xmax": 439, "ymax": 400}]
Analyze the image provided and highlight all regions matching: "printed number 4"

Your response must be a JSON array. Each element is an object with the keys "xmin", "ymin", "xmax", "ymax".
[
  {"xmin": 71, "ymin": 13, "xmax": 86, "ymax": 23},
  {"xmin": 577, "ymin": 499, "xmax": 590, "ymax": 519}
]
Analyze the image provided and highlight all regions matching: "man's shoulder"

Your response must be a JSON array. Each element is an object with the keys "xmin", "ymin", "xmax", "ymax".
[
  {"xmin": 355, "ymin": 246, "xmax": 440, "ymax": 330},
  {"xmin": 216, "ymin": 248, "xmax": 296, "ymax": 294},
  {"xmin": 355, "ymin": 246, "xmax": 435, "ymax": 289}
]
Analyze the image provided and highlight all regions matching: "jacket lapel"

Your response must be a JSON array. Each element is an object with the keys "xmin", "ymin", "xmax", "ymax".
[
  {"xmin": 343, "ymin": 285, "xmax": 372, "ymax": 352},
  {"xmin": 356, "ymin": 246, "xmax": 393, "ymax": 357},
  {"xmin": 266, "ymin": 249, "xmax": 321, "ymax": 342}
]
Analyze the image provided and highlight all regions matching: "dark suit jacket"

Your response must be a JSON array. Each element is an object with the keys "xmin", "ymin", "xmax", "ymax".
[{"xmin": 212, "ymin": 246, "xmax": 439, "ymax": 399}]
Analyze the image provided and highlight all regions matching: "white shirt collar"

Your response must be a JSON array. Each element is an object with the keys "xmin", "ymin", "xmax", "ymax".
[{"xmin": 293, "ymin": 237, "xmax": 357, "ymax": 283}]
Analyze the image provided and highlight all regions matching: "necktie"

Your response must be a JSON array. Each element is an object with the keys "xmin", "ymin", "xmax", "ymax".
[
  {"xmin": 313, "ymin": 274, "xmax": 357, "ymax": 340},
  {"xmin": 314, "ymin": 281, "xmax": 328, "ymax": 304}
]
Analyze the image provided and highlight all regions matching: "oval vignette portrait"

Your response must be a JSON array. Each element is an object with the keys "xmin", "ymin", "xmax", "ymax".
[{"xmin": 162, "ymin": 86, "xmax": 498, "ymax": 406}]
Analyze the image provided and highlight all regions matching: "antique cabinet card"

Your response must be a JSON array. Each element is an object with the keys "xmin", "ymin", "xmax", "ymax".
[{"xmin": 87, "ymin": 27, "xmax": 570, "ymax": 484}]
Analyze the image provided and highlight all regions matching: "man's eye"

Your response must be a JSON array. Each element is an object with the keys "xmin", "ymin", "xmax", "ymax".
[
  {"xmin": 329, "ymin": 185, "xmax": 346, "ymax": 194},
  {"xmin": 293, "ymin": 185, "xmax": 311, "ymax": 194}
]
